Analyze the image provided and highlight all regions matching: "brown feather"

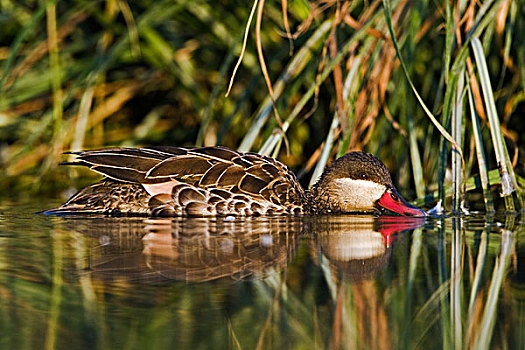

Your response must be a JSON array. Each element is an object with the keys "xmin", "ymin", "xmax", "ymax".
[
  {"xmin": 261, "ymin": 163, "xmax": 281, "ymax": 178},
  {"xmin": 191, "ymin": 146, "xmax": 239, "ymax": 160},
  {"xmin": 79, "ymin": 154, "xmax": 162, "ymax": 171},
  {"xmin": 246, "ymin": 165, "xmax": 274, "ymax": 183},
  {"xmin": 145, "ymin": 146, "xmax": 188, "ymax": 156},
  {"xmin": 210, "ymin": 188, "xmax": 232, "ymax": 199},
  {"xmin": 185, "ymin": 201, "xmax": 211, "ymax": 216},
  {"xmin": 232, "ymin": 156, "xmax": 253, "ymax": 167},
  {"xmin": 217, "ymin": 165, "xmax": 245, "ymax": 186},
  {"xmin": 239, "ymin": 174, "xmax": 267, "ymax": 195},
  {"xmin": 90, "ymin": 165, "xmax": 151, "ymax": 183},
  {"xmin": 178, "ymin": 187, "xmax": 206, "ymax": 206},
  {"xmin": 199, "ymin": 162, "xmax": 230, "ymax": 187},
  {"xmin": 147, "ymin": 156, "xmax": 212, "ymax": 179}
]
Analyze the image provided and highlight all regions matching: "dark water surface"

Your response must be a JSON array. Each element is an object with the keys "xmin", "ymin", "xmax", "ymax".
[{"xmin": 0, "ymin": 201, "xmax": 523, "ymax": 349}]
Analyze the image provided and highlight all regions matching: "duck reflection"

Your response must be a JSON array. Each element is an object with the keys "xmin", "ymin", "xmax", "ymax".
[
  {"xmin": 67, "ymin": 216, "xmax": 302, "ymax": 282},
  {"xmin": 140, "ymin": 217, "xmax": 302, "ymax": 281},
  {"xmin": 312, "ymin": 216, "xmax": 426, "ymax": 280},
  {"xmin": 64, "ymin": 215, "xmax": 425, "ymax": 283},
  {"xmin": 309, "ymin": 216, "xmax": 426, "ymax": 350}
]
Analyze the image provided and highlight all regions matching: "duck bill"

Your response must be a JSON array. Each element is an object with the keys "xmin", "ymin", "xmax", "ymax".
[{"xmin": 377, "ymin": 189, "xmax": 427, "ymax": 217}]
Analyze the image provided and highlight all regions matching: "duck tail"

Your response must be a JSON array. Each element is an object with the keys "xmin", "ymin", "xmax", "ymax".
[
  {"xmin": 39, "ymin": 179, "xmax": 150, "ymax": 216},
  {"xmin": 38, "ymin": 204, "xmax": 108, "ymax": 216}
]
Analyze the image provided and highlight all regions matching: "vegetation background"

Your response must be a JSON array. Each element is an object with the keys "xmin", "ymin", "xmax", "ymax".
[
  {"xmin": 0, "ymin": 0, "xmax": 523, "ymax": 212},
  {"xmin": 0, "ymin": 2, "xmax": 522, "ymax": 349}
]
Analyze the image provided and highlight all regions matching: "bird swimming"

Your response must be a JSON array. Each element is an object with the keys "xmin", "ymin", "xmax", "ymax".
[{"xmin": 43, "ymin": 146, "xmax": 427, "ymax": 217}]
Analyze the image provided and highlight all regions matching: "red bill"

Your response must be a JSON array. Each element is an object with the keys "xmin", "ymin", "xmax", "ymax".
[{"xmin": 377, "ymin": 188, "xmax": 427, "ymax": 217}]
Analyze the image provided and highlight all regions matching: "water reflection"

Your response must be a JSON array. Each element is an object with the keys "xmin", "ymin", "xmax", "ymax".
[
  {"xmin": 84, "ymin": 217, "xmax": 301, "ymax": 282},
  {"xmin": 63, "ymin": 215, "xmax": 423, "ymax": 283},
  {"xmin": 1, "ymin": 205, "xmax": 522, "ymax": 349},
  {"xmin": 312, "ymin": 216, "xmax": 424, "ymax": 280}
]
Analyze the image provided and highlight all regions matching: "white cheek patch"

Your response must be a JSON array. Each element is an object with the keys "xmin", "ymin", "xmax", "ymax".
[
  {"xmin": 330, "ymin": 178, "xmax": 386, "ymax": 212},
  {"xmin": 321, "ymin": 230, "xmax": 386, "ymax": 261}
]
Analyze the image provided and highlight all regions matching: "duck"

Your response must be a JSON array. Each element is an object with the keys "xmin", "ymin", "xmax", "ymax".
[{"xmin": 44, "ymin": 146, "xmax": 427, "ymax": 217}]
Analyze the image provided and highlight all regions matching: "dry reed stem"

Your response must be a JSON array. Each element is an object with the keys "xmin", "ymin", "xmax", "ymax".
[
  {"xmin": 3, "ymin": 79, "xmax": 135, "ymax": 116},
  {"xmin": 281, "ymin": 0, "xmax": 294, "ymax": 55},
  {"xmin": 101, "ymin": 0, "xmax": 119, "ymax": 49},
  {"xmin": 291, "ymin": 1, "xmax": 328, "ymax": 38},
  {"xmin": 255, "ymin": 0, "xmax": 284, "ymax": 130},
  {"xmin": 0, "ymin": 47, "xmax": 9, "ymax": 60},
  {"xmin": 225, "ymin": 0, "xmax": 258, "ymax": 97},
  {"xmin": 299, "ymin": 33, "xmax": 329, "ymax": 122},
  {"xmin": 466, "ymin": 59, "xmax": 487, "ymax": 121},
  {"xmin": 86, "ymin": 83, "xmax": 142, "ymax": 129},
  {"xmin": 495, "ymin": 0, "xmax": 511, "ymax": 36},
  {"xmin": 5, "ymin": 80, "xmax": 144, "ymax": 176},
  {"xmin": 3, "ymin": 96, "xmax": 50, "ymax": 115},
  {"xmin": 498, "ymin": 48, "xmax": 514, "ymax": 70},
  {"xmin": 330, "ymin": 282, "xmax": 345, "ymax": 350},
  {"xmin": 343, "ymin": 14, "xmax": 386, "ymax": 40},
  {"xmin": 347, "ymin": 0, "xmax": 405, "ymax": 150},
  {"xmin": 382, "ymin": 103, "xmax": 408, "ymax": 137},
  {"xmin": 415, "ymin": 13, "xmax": 439, "ymax": 43},
  {"xmin": 297, "ymin": 145, "xmax": 322, "ymax": 180},
  {"xmin": 329, "ymin": 2, "xmax": 347, "ymax": 131}
]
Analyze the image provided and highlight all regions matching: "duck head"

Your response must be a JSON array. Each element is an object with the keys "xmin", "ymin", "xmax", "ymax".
[{"xmin": 308, "ymin": 152, "xmax": 426, "ymax": 216}]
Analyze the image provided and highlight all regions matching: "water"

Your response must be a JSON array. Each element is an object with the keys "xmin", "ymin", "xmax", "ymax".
[{"xmin": 0, "ymin": 201, "xmax": 523, "ymax": 349}]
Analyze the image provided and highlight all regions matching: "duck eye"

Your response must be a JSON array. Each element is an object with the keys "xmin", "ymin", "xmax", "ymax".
[
  {"xmin": 390, "ymin": 192, "xmax": 398, "ymax": 201},
  {"xmin": 361, "ymin": 173, "xmax": 367, "ymax": 179}
]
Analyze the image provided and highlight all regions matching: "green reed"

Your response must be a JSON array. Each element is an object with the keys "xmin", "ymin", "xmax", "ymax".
[
  {"xmin": 0, "ymin": 0, "xmax": 522, "ymax": 214},
  {"xmin": 467, "ymin": 78, "xmax": 495, "ymax": 213}
]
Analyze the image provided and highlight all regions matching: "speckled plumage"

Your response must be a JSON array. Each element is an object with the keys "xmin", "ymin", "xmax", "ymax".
[
  {"xmin": 49, "ymin": 146, "xmax": 306, "ymax": 216},
  {"xmin": 45, "ymin": 147, "xmax": 421, "ymax": 217}
]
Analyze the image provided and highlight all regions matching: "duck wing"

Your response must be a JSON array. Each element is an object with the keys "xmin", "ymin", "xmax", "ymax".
[
  {"xmin": 63, "ymin": 146, "xmax": 189, "ymax": 184},
  {"xmin": 65, "ymin": 146, "xmax": 306, "ymax": 211}
]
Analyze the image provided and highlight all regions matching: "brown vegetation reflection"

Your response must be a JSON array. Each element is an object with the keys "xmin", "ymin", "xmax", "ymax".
[{"xmin": 310, "ymin": 216, "xmax": 426, "ymax": 350}]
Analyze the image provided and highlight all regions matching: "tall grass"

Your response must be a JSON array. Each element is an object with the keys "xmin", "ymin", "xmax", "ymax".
[
  {"xmin": 0, "ymin": 0, "xmax": 523, "ymax": 212},
  {"xmin": 0, "ymin": 4, "xmax": 521, "ymax": 350}
]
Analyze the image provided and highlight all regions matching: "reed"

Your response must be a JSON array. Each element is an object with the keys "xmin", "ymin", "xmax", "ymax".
[
  {"xmin": 467, "ymin": 77, "xmax": 495, "ymax": 213},
  {"xmin": 0, "ymin": 0, "xmax": 521, "ymax": 215},
  {"xmin": 44, "ymin": 228, "xmax": 63, "ymax": 350},
  {"xmin": 471, "ymin": 227, "xmax": 515, "ymax": 349},
  {"xmin": 471, "ymin": 37, "xmax": 523, "ymax": 211}
]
